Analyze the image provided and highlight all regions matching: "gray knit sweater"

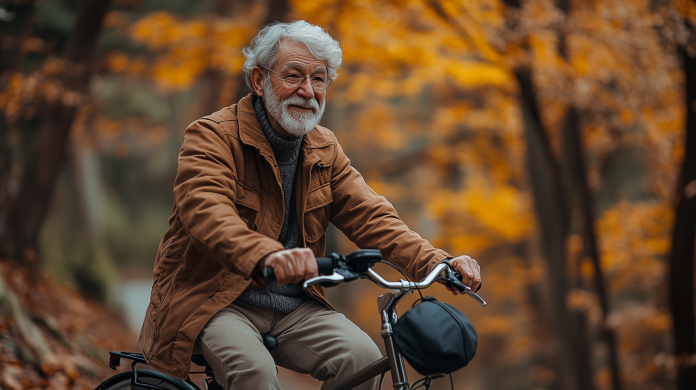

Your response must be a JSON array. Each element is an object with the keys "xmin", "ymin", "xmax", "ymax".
[{"xmin": 234, "ymin": 96, "xmax": 310, "ymax": 313}]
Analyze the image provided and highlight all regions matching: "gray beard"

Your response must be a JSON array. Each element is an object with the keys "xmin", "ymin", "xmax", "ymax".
[{"xmin": 263, "ymin": 77, "xmax": 325, "ymax": 137}]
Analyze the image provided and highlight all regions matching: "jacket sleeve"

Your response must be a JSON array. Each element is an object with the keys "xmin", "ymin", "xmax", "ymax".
[
  {"xmin": 173, "ymin": 119, "xmax": 285, "ymax": 277},
  {"xmin": 328, "ymin": 139, "xmax": 452, "ymax": 282}
]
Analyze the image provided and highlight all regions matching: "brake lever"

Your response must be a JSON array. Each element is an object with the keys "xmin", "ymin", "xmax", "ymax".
[
  {"xmin": 302, "ymin": 272, "xmax": 346, "ymax": 288},
  {"xmin": 444, "ymin": 266, "xmax": 487, "ymax": 307}
]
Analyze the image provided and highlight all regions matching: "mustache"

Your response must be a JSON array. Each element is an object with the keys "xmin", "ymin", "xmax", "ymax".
[{"xmin": 283, "ymin": 96, "xmax": 320, "ymax": 111}]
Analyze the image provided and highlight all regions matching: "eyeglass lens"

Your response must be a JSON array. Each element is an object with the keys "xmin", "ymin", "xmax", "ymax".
[{"xmin": 284, "ymin": 73, "xmax": 329, "ymax": 90}]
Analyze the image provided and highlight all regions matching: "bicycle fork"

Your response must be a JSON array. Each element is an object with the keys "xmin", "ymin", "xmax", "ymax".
[{"xmin": 378, "ymin": 292, "xmax": 409, "ymax": 390}]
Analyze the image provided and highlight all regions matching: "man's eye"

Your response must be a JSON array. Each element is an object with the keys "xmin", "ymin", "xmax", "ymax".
[
  {"xmin": 285, "ymin": 74, "xmax": 302, "ymax": 81},
  {"xmin": 313, "ymin": 75, "xmax": 327, "ymax": 82}
]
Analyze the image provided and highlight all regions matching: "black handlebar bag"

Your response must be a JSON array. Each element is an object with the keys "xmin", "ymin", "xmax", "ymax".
[{"xmin": 392, "ymin": 297, "xmax": 477, "ymax": 376}]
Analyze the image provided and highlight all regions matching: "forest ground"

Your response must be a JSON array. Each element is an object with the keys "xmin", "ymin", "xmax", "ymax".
[{"xmin": 0, "ymin": 258, "xmax": 133, "ymax": 390}]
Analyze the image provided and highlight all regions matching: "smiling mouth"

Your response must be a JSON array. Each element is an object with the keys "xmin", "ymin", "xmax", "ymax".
[{"xmin": 289, "ymin": 105, "xmax": 314, "ymax": 112}]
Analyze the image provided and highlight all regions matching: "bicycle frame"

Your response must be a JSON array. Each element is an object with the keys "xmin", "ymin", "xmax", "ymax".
[{"xmin": 323, "ymin": 290, "xmax": 410, "ymax": 390}]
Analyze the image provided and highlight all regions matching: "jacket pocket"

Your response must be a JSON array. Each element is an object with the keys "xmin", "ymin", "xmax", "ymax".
[
  {"xmin": 151, "ymin": 231, "xmax": 189, "ymax": 317},
  {"xmin": 235, "ymin": 183, "xmax": 261, "ymax": 229},
  {"xmin": 304, "ymin": 183, "xmax": 333, "ymax": 244}
]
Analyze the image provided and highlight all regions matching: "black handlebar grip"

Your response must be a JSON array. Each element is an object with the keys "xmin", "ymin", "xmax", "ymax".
[
  {"xmin": 316, "ymin": 257, "xmax": 335, "ymax": 275},
  {"xmin": 263, "ymin": 267, "xmax": 275, "ymax": 280}
]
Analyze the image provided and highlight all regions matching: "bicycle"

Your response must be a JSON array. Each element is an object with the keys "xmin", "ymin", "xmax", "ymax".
[{"xmin": 95, "ymin": 249, "xmax": 486, "ymax": 390}]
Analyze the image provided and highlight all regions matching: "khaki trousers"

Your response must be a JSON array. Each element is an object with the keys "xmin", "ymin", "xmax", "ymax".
[{"xmin": 195, "ymin": 300, "xmax": 383, "ymax": 390}]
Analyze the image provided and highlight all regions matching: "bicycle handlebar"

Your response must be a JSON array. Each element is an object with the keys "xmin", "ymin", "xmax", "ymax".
[
  {"xmin": 263, "ymin": 250, "xmax": 487, "ymax": 307},
  {"xmin": 363, "ymin": 263, "xmax": 449, "ymax": 290}
]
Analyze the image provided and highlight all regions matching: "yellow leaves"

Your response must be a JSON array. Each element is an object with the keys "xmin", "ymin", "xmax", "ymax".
[
  {"xmin": 597, "ymin": 200, "xmax": 673, "ymax": 291},
  {"xmin": 427, "ymin": 173, "xmax": 532, "ymax": 253},
  {"xmin": 446, "ymin": 234, "xmax": 493, "ymax": 254},
  {"xmin": 106, "ymin": 52, "xmax": 145, "ymax": 75},
  {"xmin": 0, "ymin": 73, "xmax": 24, "ymax": 122},
  {"xmin": 151, "ymin": 46, "xmax": 208, "ymax": 90},
  {"xmin": 355, "ymin": 103, "xmax": 405, "ymax": 150},
  {"xmin": 466, "ymin": 177, "xmax": 532, "ymax": 240},
  {"xmin": 126, "ymin": 9, "xmax": 263, "ymax": 91},
  {"xmin": 431, "ymin": 0, "xmax": 505, "ymax": 66},
  {"xmin": 529, "ymin": 33, "xmax": 562, "ymax": 67},
  {"xmin": 458, "ymin": 0, "xmax": 504, "ymax": 27},
  {"xmin": 0, "ymin": 69, "xmax": 62, "ymax": 123},
  {"xmin": 443, "ymin": 60, "xmax": 510, "ymax": 87},
  {"xmin": 129, "ymin": 12, "xmax": 209, "ymax": 90},
  {"xmin": 131, "ymin": 11, "xmax": 182, "ymax": 49}
]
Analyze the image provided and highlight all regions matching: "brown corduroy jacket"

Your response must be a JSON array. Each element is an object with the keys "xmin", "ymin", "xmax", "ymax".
[{"xmin": 138, "ymin": 94, "xmax": 452, "ymax": 379}]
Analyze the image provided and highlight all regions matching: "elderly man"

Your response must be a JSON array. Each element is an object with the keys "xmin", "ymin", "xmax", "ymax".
[{"xmin": 139, "ymin": 20, "xmax": 481, "ymax": 390}]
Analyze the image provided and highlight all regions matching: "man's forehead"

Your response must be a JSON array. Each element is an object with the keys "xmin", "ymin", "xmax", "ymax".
[
  {"xmin": 274, "ymin": 40, "xmax": 326, "ymax": 71},
  {"xmin": 281, "ymin": 62, "xmax": 327, "ymax": 73}
]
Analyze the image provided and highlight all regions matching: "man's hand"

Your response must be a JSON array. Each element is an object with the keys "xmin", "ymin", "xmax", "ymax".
[
  {"xmin": 446, "ymin": 255, "xmax": 481, "ymax": 295},
  {"xmin": 258, "ymin": 248, "xmax": 318, "ymax": 285}
]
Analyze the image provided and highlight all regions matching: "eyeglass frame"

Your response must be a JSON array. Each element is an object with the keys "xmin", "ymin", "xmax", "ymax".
[{"xmin": 259, "ymin": 66, "xmax": 333, "ymax": 91}]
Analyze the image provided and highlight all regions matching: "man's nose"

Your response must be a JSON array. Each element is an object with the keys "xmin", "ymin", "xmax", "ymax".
[{"xmin": 296, "ymin": 76, "xmax": 315, "ymax": 99}]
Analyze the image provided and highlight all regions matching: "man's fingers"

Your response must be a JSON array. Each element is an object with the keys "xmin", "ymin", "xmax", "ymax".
[
  {"xmin": 447, "ymin": 284, "xmax": 459, "ymax": 296},
  {"xmin": 455, "ymin": 258, "xmax": 474, "ymax": 287},
  {"xmin": 268, "ymin": 248, "xmax": 317, "ymax": 285},
  {"xmin": 290, "ymin": 261, "xmax": 305, "ymax": 284},
  {"xmin": 467, "ymin": 257, "xmax": 481, "ymax": 290},
  {"xmin": 280, "ymin": 253, "xmax": 293, "ymax": 285},
  {"xmin": 450, "ymin": 255, "xmax": 482, "ymax": 290},
  {"xmin": 462, "ymin": 262, "xmax": 475, "ymax": 287},
  {"xmin": 273, "ymin": 260, "xmax": 286, "ymax": 285},
  {"xmin": 304, "ymin": 249, "xmax": 318, "ymax": 279}
]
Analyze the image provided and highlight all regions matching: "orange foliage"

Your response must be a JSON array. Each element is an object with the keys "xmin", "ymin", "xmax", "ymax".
[{"xmin": 124, "ymin": 5, "xmax": 267, "ymax": 91}]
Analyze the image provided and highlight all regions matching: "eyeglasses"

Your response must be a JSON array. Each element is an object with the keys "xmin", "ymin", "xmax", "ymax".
[{"xmin": 260, "ymin": 67, "xmax": 332, "ymax": 91}]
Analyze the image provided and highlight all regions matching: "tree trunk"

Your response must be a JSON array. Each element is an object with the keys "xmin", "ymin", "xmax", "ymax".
[
  {"xmin": 517, "ymin": 70, "xmax": 582, "ymax": 390},
  {"xmin": 199, "ymin": 0, "xmax": 234, "ymax": 116},
  {"xmin": 555, "ymin": 0, "xmax": 620, "ymax": 386},
  {"xmin": 0, "ymin": 1, "xmax": 37, "ymax": 243},
  {"xmin": 562, "ymin": 107, "xmax": 620, "ymax": 390},
  {"xmin": 669, "ymin": 44, "xmax": 696, "ymax": 390},
  {"xmin": 262, "ymin": 0, "xmax": 289, "ymax": 27},
  {"xmin": 0, "ymin": 0, "xmax": 111, "ymax": 260}
]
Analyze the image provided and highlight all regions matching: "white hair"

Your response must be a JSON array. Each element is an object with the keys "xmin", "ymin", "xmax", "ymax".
[{"xmin": 242, "ymin": 20, "xmax": 343, "ymax": 92}]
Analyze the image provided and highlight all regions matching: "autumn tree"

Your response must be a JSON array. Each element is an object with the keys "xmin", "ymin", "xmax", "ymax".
[
  {"xmin": 0, "ymin": 0, "xmax": 112, "ymax": 263},
  {"xmin": 659, "ymin": 1, "xmax": 696, "ymax": 388}
]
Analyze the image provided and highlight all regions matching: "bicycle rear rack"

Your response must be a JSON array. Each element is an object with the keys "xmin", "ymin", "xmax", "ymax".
[
  {"xmin": 107, "ymin": 351, "xmax": 201, "ymax": 390},
  {"xmin": 108, "ymin": 351, "xmax": 148, "ymax": 369}
]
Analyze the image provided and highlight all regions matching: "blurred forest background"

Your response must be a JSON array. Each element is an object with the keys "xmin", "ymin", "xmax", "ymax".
[{"xmin": 0, "ymin": 0, "xmax": 695, "ymax": 389}]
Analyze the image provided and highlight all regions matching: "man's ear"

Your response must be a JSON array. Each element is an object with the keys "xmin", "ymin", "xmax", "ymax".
[{"xmin": 251, "ymin": 67, "xmax": 265, "ymax": 96}]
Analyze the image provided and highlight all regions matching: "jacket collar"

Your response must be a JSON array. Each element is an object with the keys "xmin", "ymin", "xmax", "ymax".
[{"xmin": 237, "ymin": 94, "xmax": 331, "ymax": 157}]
